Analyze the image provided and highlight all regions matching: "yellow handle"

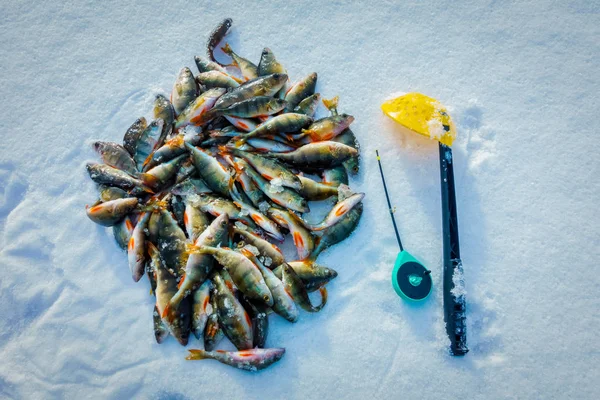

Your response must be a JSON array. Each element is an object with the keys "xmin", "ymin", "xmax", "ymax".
[{"xmin": 381, "ymin": 92, "xmax": 456, "ymax": 147}]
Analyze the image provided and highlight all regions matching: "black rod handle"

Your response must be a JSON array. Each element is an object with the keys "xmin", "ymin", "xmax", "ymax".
[{"xmin": 439, "ymin": 143, "xmax": 468, "ymax": 356}]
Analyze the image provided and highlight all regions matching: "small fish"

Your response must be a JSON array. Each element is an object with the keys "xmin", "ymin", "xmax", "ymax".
[
  {"xmin": 134, "ymin": 119, "xmax": 166, "ymax": 172},
  {"xmin": 212, "ymin": 273, "xmax": 253, "ymax": 350},
  {"xmin": 127, "ymin": 212, "xmax": 151, "ymax": 282},
  {"xmin": 267, "ymin": 207, "xmax": 314, "ymax": 260},
  {"xmin": 141, "ymin": 154, "xmax": 187, "ymax": 191},
  {"xmin": 207, "ymin": 18, "xmax": 233, "ymax": 64},
  {"xmin": 311, "ymin": 187, "xmax": 363, "ymax": 258},
  {"xmin": 323, "ymin": 96, "xmax": 360, "ymax": 174},
  {"xmin": 238, "ymin": 294, "xmax": 269, "ymax": 348},
  {"xmin": 217, "ymin": 96, "xmax": 286, "ymax": 118},
  {"xmin": 198, "ymin": 246, "xmax": 273, "ymax": 306},
  {"xmin": 299, "ymin": 113, "xmax": 355, "ymax": 143},
  {"xmin": 281, "ymin": 263, "xmax": 327, "ymax": 312},
  {"xmin": 232, "ymin": 226, "xmax": 285, "ymax": 267},
  {"xmin": 273, "ymin": 260, "xmax": 338, "ymax": 292},
  {"xmin": 192, "ymin": 193, "xmax": 255, "ymax": 227},
  {"xmin": 306, "ymin": 192, "xmax": 365, "ymax": 231},
  {"xmin": 221, "ymin": 43, "xmax": 258, "ymax": 81},
  {"xmin": 151, "ymin": 242, "xmax": 191, "ymax": 346},
  {"xmin": 86, "ymin": 163, "xmax": 151, "ymax": 193},
  {"xmin": 196, "ymin": 70, "xmax": 241, "ymax": 89},
  {"xmin": 224, "ymin": 115, "xmax": 257, "ymax": 132},
  {"xmin": 175, "ymin": 88, "xmax": 227, "ymax": 129},
  {"xmin": 157, "ymin": 208, "xmax": 188, "ymax": 275},
  {"xmin": 297, "ymin": 175, "xmax": 338, "ymax": 201},
  {"xmin": 254, "ymin": 257, "xmax": 298, "ymax": 322},
  {"xmin": 204, "ymin": 294, "xmax": 225, "ymax": 350},
  {"xmin": 191, "ymin": 280, "xmax": 213, "ymax": 340},
  {"xmin": 98, "ymin": 185, "xmax": 128, "ymax": 202},
  {"xmin": 284, "ymin": 72, "xmax": 317, "ymax": 112},
  {"xmin": 93, "ymin": 141, "xmax": 139, "ymax": 177},
  {"xmin": 185, "ymin": 143, "xmax": 231, "ymax": 197},
  {"xmin": 143, "ymin": 134, "xmax": 187, "ymax": 171},
  {"xmin": 214, "ymin": 73, "xmax": 288, "ymax": 110},
  {"xmin": 183, "ymin": 197, "xmax": 210, "ymax": 242},
  {"xmin": 86, "ymin": 197, "xmax": 138, "ymax": 227},
  {"xmin": 267, "ymin": 141, "xmax": 358, "ymax": 168},
  {"xmin": 224, "ymin": 147, "xmax": 302, "ymax": 190},
  {"xmin": 236, "ymin": 113, "xmax": 313, "ymax": 144},
  {"xmin": 293, "ymin": 93, "xmax": 321, "ymax": 117},
  {"xmin": 322, "ymin": 166, "xmax": 349, "ymax": 187},
  {"xmin": 172, "ymin": 67, "xmax": 199, "ymax": 115},
  {"xmin": 224, "ymin": 156, "xmax": 267, "ymax": 207},
  {"xmin": 241, "ymin": 161, "xmax": 309, "ymax": 213},
  {"xmin": 258, "ymin": 48, "xmax": 287, "ymax": 76},
  {"xmin": 123, "ymin": 117, "xmax": 147, "ymax": 157},
  {"xmin": 167, "ymin": 214, "xmax": 228, "ymax": 314},
  {"xmin": 186, "ymin": 348, "xmax": 285, "ymax": 371},
  {"xmin": 230, "ymin": 183, "xmax": 284, "ymax": 241},
  {"xmin": 153, "ymin": 94, "xmax": 175, "ymax": 137},
  {"xmin": 113, "ymin": 215, "xmax": 134, "ymax": 250},
  {"xmin": 195, "ymin": 55, "xmax": 229, "ymax": 74}
]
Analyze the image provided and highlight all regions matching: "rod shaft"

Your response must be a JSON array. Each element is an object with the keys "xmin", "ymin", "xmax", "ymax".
[
  {"xmin": 375, "ymin": 150, "xmax": 403, "ymax": 252},
  {"xmin": 439, "ymin": 143, "xmax": 468, "ymax": 356}
]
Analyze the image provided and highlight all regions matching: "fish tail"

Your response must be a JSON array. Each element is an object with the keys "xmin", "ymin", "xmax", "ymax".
[
  {"xmin": 322, "ymin": 96, "xmax": 339, "ymax": 113},
  {"xmin": 186, "ymin": 349, "xmax": 211, "ymax": 360},
  {"xmin": 312, "ymin": 287, "xmax": 328, "ymax": 311},
  {"xmin": 221, "ymin": 43, "xmax": 233, "ymax": 55}
]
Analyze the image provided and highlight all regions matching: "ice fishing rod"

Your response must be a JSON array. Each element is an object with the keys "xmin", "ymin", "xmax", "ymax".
[
  {"xmin": 376, "ymin": 150, "xmax": 432, "ymax": 301},
  {"xmin": 381, "ymin": 92, "xmax": 468, "ymax": 356}
]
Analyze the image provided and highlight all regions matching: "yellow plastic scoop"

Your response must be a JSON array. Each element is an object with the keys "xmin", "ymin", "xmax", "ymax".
[
  {"xmin": 381, "ymin": 92, "xmax": 468, "ymax": 356},
  {"xmin": 381, "ymin": 92, "xmax": 456, "ymax": 147}
]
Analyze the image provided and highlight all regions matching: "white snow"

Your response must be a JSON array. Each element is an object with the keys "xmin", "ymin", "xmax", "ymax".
[{"xmin": 1, "ymin": 1, "xmax": 599, "ymax": 399}]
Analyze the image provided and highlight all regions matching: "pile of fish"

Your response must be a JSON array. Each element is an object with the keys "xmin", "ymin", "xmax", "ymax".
[{"xmin": 85, "ymin": 18, "xmax": 364, "ymax": 372}]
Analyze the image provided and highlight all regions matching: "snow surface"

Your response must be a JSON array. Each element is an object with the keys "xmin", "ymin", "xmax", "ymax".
[{"xmin": 1, "ymin": 1, "xmax": 599, "ymax": 399}]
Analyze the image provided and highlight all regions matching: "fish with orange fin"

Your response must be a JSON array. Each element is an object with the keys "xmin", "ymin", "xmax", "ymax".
[
  {"xmin": 86, "ymin": 197, "xmax": 138, "ymax": 227},
  {"xmin": 214, "ymin": 73, "xmax": 288, "ymax": 110},
  {"xmin": 196, "ymin": 70, "xmax": 241, "ymax": 89},
  {"xmin": 198, "ymin": 246, "xmax": 273, "ymax": 306},
  {"xmin": 204, "ymin": 294, "xmax": 225, "ymax": 350},
  {"xmin": 267, "ymin": 207, "xmax": 314, "ymax": 260},
  {"xmin": 186, "ymin": 348, "xmax": 285, "ymax": 371},
  {"xmin": 232, "ymin": 226, "xmax": 285, "ymax": 268},
  {"xmin": 212, "ymin": 272, "xmax": 253, "ymax": 350},
  {"xmin": 113, "ymin": 215, "xmax": 134, "ymax": 250},
  {"xmin": 293, "ymin": 93, "xmax": 321, "ymax": 117},
  {"xmin": 175, "ymin": 88, "xmax": 227, "ymax": 129},
  {"xmin": 166, "ymin": 214, "xmax": 228, "ymax": 317},
  {"xmin": 304, "ymin": 191, "xmax": 365, "ymax": 231},
  {"xmin": 250, "ymin": 253, "xmax": 298, "ymax": 322},
  {"xmin": 221, "ymin": 43, "xmax": 258, "ymax": 81},
  {"xmin": 86, "ymin": 163, "xmax": 152, "ymax": 194},
  {"xmin": 297, "ymin": 112, "xmax": 354, "ymax": 144},
  {"xmin": 141, "ymin": 154, "xmax": 187, "ymax": 191},
  {"xmin": 185, "ymin": 142, "xmax": 231, "ymax": 196},
  {"xmin": 324, "ymin": 96, "xmax": 360, "ymax": 175},
  {"xmin": 133, "ymin": 119, "xmax": 167, "ymax": 172},
  {"xmin": 127, "ymin": 211, "xmax": 151, "ymax": 282},
  {"xmin": 234, "ymin": 113, "xmax": 313, "ymax": 145},
  {"xmin": 156, "ymin": 207, "xmax": 188, "ymax": 276},
  {"xmin": 281, "ymin": 263, "xmax": 327, "ymax": 312},
  {"xmin": 273, "ymin": 260, "xmax": 338, "ymax": 292},
  {"xmin": 171, "ymin": 67, "xmax": 198, "ymax": 115},
  {"xmin": 191, "ymin": 280, "xmax": 214, "ymax": 341},
  {"xmin": 142, "ymin": 134, "xmax": 187, "ymax": 171},
  {"xmin": 296, "ymin": 174, "xmax": 338, "ymax": 201},
  {"xmin": 284, "ymin": 72, "xmax": 317, "ymax": 112},
  {"xmin": 93, "ymin": 141, "xmax": 139, "ymax": 177},
  {"xmin": 221, "ymin": 146, "xmax": 302, "ymax": 190},
  {"xmin": 150, "ymin": 242, "xmax": 191, "ymax": 346},
  {"xmin": 229, "ymin": 181, "xmax": 284, "ymax": 241},
  {"xmin": 266, "ymin": 141, "xmax": 358, "ymax": 169}
]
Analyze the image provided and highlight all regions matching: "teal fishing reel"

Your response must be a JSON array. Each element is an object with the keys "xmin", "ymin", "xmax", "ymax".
[{"xmin": 376, "ymin": 150, "xmax": 432, "ymax": 302}]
